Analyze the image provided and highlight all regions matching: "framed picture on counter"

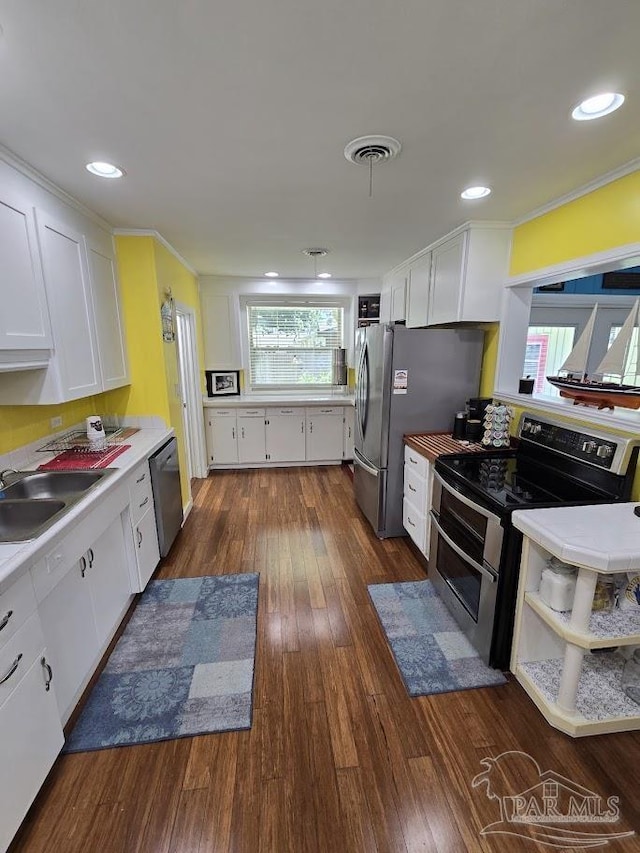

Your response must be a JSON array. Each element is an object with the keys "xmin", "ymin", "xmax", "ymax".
[{"xmin": 206, "ymin": 370, "xmax": 240, "ymax": 397}]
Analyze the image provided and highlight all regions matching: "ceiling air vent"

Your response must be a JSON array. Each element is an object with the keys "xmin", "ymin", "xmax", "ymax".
[{"xmin": 343, "ymin": 135, "xmax": 401, "ymax": 166}]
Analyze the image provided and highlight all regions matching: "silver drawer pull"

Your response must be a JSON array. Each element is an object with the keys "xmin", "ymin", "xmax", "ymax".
[
  {"xmin": 136, "ymin": 474, "xmax": 146, "ymax": 483},
  {"xmin": 408, "ymin": 484, "xmax": 416, "ymax": 492},
  {"xmin": 41, "ymin": 657, "xmax": 53, "ymax": 691},
  {"xmin": 281, "ymin": 409, "xmax": 293, "ymax": 414},
  {"xmin": 409, "ymin": 457, "xmax": 418, "ymax": 464},
  {"xmin": 0, "ymin": 653, "xmax": 23, "ymax": 685},
  {"xmin": 0, "ymin": 610, "xmax": 13, "ymax": 632},
  {"xmin": 139, "ymin": 496, "xmax": 149, "ymax": 509},
  {"xmin": 407, "ymin": 516, "xmax": 416, "ymax": 527}
]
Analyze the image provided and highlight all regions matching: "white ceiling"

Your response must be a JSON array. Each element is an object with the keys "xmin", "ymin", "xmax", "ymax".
[{"xmin": 1, "ymin": 0, "xmax": 639, "ymax": 279}]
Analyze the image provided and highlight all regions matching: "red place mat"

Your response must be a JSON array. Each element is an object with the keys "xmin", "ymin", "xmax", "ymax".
[{"xmin": 38, "ymin": 444, "xmax": 131, "ymax": 470}]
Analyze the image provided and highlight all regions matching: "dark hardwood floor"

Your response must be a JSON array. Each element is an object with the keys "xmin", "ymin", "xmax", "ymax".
[{"xmin": 12, "ymin": 466, "xmax": 640, "ymax": 852}]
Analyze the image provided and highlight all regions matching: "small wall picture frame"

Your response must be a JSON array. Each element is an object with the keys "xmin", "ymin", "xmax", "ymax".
[{"xmin": 206, "ymin": 370, "xmax": 240, "ymax": 397}]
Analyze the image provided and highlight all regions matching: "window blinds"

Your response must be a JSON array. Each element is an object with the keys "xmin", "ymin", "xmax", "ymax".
[{"xmin": 247, "ymin": 304, "xmax": 344, "ymax": 388}]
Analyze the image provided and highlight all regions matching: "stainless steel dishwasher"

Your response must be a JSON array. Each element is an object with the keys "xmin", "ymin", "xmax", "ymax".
[{"xmin": 149, "ymin": 437, "xmax": 183, "ymax": 557}]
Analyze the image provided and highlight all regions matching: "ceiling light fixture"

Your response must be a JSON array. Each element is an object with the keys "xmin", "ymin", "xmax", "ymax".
[
  {"xmin": 571, "ymin": 92, "xmax": 625, "ymax": 121},
  {"xmin": 344, "ymin": 135, "xmax": 401, "ymax": 198},
  {"xmin": 461, "ymin": 185, "xmax": 491, "ymax": 200},
  {"xmin": 264, "ymin": 271, "xmax": 279, "ymax": 278},
  {"xmin": 302, "ymin": 247, "xmax": 330, "ymax": 279},
  {"xmin": 86, "ymin": 161, "xmax": 125, "ymax": 178}
]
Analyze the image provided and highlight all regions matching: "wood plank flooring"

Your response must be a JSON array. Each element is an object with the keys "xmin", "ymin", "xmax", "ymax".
[{"xmin": 11, "ymin": 466, "xmax": 640, "ymax": 852}]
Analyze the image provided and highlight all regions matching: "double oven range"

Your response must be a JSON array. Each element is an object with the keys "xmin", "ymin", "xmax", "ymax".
[{"xmin": 429, "ymin": 413, "xmax": 639, "ymax": 670}]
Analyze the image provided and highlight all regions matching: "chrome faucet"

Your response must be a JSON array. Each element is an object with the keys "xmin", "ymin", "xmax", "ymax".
[{"xmin": 0, "ymin": 468, "xmax": 19, "ymax": 488}]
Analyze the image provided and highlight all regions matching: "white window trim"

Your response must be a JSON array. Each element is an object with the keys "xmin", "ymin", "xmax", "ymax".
[
  {"xmin": 239, "ymin": 295, "xmax": 351, "ymax": 395},
  {"xmin": 494, "ymin": 241, "xmax": 640, "ymax": 430}
]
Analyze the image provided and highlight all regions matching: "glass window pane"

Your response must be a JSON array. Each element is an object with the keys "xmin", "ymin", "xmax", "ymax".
[
  {"xmin": 525, "ymin": 326, "xmax": 576, "ymax": 397},
  {"xmin": 607, "ymin": 326, "xmax": 640, "ymax": 384}
]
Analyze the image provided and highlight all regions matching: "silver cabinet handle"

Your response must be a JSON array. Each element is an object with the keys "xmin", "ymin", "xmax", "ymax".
[
  {"xmin": 139, "ymin": 496, "xmax": 149, "ymax": 509},
  {"xmin": 41, "ymin": 656, "xmax": 53, "ymax": 691},
  {"xmin": 0, "ymin": 610, "xmax": 13, "ymax": 632},
  {"xmin": 241, "ymin": 427, "xmax": 245, "ymax": 439},
  {"xmin": 136, "ymin": 473, "xmax": 146, "ymax": 484},
  {"xmin": 87, "ymin": 548, "xmax": 94, "ymax": 568},
  {"xmin": 80, "ymin": 555, "xmax": 88, "ymax": 578},
  {"xmin": 409, "ymin": 456, "xmax": 418, "ymax": 465},
  {"xmin": 407, "ymin": 516, "xmax": 416, "ymax": 528},
  {"xmin": 310, "ymin": 422, "xmax": 313, "ymax": 433},
  {"xmin": 0, "ymin": 653, "xmax": 22, "ymax": 685},
  {"xmin": 232, "ymin": 426, "xmax": 236, "ymax": 439},
  {"xmin": 281, "ymin": 409, "xmax": 293, "ymax": 414},
  {"xmin": 408, "ymin": 484, "xmax": 416, "ymax": 492},
  {"xmin": 301, "ymin": 421, "xmax": 304, "ymax": 433},
  {"xmin": 137, "ymin": 528, "xmax": 143, "ymax": 547}
]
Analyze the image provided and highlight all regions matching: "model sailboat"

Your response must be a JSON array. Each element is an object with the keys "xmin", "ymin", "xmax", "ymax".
[{"xmin": 546, "ymin": 299, "xmax": 640, "ymax": 410}]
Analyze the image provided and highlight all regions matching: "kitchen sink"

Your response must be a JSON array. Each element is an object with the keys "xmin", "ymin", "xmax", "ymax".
[
  {"xmin": 1, "ymin": 471, "xmax": 106, "ymax": 500},
  {"xmin": 0, "ymin": 500, "xmax": 67, "ymax": 542},
  {"xmin": 0, "ymin": 469, "xmax": 114, "ymax": 542}
]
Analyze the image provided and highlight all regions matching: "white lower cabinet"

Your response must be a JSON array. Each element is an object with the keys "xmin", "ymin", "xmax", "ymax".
[
  {"xmin": 266, "ymin": 408, "xmax": 306, "ymax": 462},
  {"xmin": 306, "ymin": 407, "xmax": 344, "ymax": 462},
  {"xmin": 206, "ymin": 409, "xmax": 238, "ymax": 465},
  {"xmin": 343, "ymin": 407, "xmax": 355, "ymax": 460},
  {"xmin": 128, "ymin": 461, "xmax": 160, "ymax": 592},
  {"xmin": 238, "ymin": 411, "xmax": 266, "ymax": 463},
  {"xmin": 86, "ymin": 518, "xmax": 131, "ymax": 648},
  {"xmin": 402, "ymin": 445, "xmax": 432, "ymax": 556},
  {"xmin": 0, "ymin": 615, "xmax": 63, "ymax": 853}
]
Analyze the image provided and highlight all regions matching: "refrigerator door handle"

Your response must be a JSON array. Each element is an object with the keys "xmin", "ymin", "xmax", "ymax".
[
  {"xmin": 354, "ymin": 448, "xmax": 379, "ymax": 477},
  {"xmin": 357, "ymin": 342, "xmax": 370, "ymax": 440}
]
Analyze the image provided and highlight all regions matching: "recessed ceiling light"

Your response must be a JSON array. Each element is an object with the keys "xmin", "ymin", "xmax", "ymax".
[
  {"xmin": 317, "ymin": 272, "xmax": 332, "ymax": 279},
  {"xmin": 571, "ymin": 92, "xmax": 625, "ymax": 121},
  {"xmin": 86, "ymin": 161, "xmax": 125, "ymax": 178},
  {"xmin": 461, "ymin": 185, "xmax": 491, "ymax": 200},
  {"xmin": 264, "ymin": 271, "xmax": 279, "ymax": 278}
]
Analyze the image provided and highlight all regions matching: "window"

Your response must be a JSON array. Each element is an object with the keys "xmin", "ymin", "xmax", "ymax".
[
  {"xmin": 525, "ymin": 326, "xmax": 576, "ymax": 396},
  {"xmin": 246, "ymin": 302, "xmax": 344, "ymax": 390},
  {"xmin": 606, "ymin": 325, "xmax": 640, "ymax": 384}
]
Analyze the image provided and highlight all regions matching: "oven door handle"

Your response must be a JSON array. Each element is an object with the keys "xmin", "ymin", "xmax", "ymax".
[
  {"xmin": 433, "ymin": 471, "xmax": 502, "ymax": 528},
  {"xmin": 429, "ymin": 510, "xmax": 498, "ymax": 583}
]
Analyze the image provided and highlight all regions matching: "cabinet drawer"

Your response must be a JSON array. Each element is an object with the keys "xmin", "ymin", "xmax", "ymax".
[
  {"xmin": 404, "ymin": 445, "xmax": 428, "ymax": 478},
  {"xmin": 305, "ymin": 406, "xmax": 343, "ymax": 416},
  {"xmin": 237, "ymin": 408, "xmax": 265, "ymax": 418},
  {"xmin": 0, "ymin": 611, "xmax": 46, "ymax": 709},
  {"xmin": 129, "ymin": 461, "xmax": 154, "ymax": 525},
  {"xmin": 404, "ymin": 464, "xmax": 426, "ymax": 510},
  {"xmin": 268, "ymin": 407, "xmax": 305, "ymax": 417},
  {"xmin": 402, "ymin": 499, "xmax": 426, "ymax": 553},
  {"xmin": 208, "ymin": 408, "xmax": 236, "ymax": 417},
  {"xmin": 0, "ymin": 571, "xmax": 38, "ymax": 653}
]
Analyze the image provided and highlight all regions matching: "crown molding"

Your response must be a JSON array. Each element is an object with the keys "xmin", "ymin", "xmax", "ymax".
[
  {"xmin": 113, "ymin": 229, "xmax": 198, "ymax": 276},
  {"xmin": 0, "ymin": 142, "xmax": 114, "ymax": 232},
  {"xmin": 513, "ymin": 157, "xmax": 640, "ymax": 227},
  {"xmin": 506, "ymin": 242, "xmax": 640, "ymax": 289}
]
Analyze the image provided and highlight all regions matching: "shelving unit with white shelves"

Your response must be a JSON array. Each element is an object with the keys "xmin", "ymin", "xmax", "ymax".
[{"xmin": 511, "ymin": 505, "xmax": 640, "ymax": 737}]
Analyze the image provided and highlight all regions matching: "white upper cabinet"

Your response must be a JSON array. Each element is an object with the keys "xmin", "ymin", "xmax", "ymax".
[
  {"xmin": 390, "ymin": 270, "xmax": 407, "ymax": 322},
  {"xmin": 387, "ymin": 224, "xmax": 512, "ymax": 328},
  {"xmin": 87, "ymin": 242, "xmax": 129, "ymax": 390},
  {"xmin": 0, "ymin": 191, "xmax": 52, "ymax": 366},
  {"xmin": 201, "ymin": 291, "xmax": 241, "ymax": 369}
]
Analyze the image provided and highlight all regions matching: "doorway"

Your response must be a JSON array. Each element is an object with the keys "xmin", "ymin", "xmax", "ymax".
[{"xmin": 175, "ymin": 305, "xmax": 208, "ymax": 480}]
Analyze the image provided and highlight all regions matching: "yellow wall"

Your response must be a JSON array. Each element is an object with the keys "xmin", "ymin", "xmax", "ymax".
[{"xmin": 506, "ymin": 168, "xmax": 640, "ymax": 499}]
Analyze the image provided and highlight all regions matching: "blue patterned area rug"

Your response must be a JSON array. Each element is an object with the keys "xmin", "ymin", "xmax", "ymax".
[
  {"xmin": 368, "ymin": 580, "xmax": 506, "ymax": 697},
  {"xmin": 64, "ymin": 573, "xmax": 259, "ymax": 752}
]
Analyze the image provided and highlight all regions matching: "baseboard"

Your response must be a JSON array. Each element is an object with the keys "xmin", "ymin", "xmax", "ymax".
[{"xmin": 182, "ymin": 498, "xmax": 194, "ymax": 521}]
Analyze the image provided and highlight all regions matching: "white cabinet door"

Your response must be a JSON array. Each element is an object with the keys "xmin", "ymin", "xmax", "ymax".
[
  {"xmin": 200, "ymin": 292, "xmax": 241, "ymax": 369},
  {"xmin": 390, "ymin": 271, "xmax": 407, "ymax": 322},
  {"xmin": 133, "ymin": 508, "xmax": 161, "ymax": 592},
  {"xmin": 206, "ymin": 413, "xmax": 238, "ymax": 464},
  {"xmin": 0, "ymin": 192, "xmax": 51, "ymax": 353},
  {"xmin": 38, "ymin": 560, "xmax": 100, "ymax": 719},
  {"xmin": 36, "ymin": 213, "xmax": 102, "ymax": 399},
  {"xmin": 0, "ymin": 649, "xmax": 64, "ymax": 853},
  {"xmin": 265, "ymin": 409, "xmax": 306, "ymax": 462},
  {"xmin": 87, "ymin": 242, "xmax": 129, "ymax": 390},
  {"xmin": 238, "ymin": 416, "xmax": 266, "ymax": 463},
  {"xmin": 379, "ymin": 278, "xmax": 392, "ymax": 323},
  {"xmin": 306, "ymin": 409, "xmax": 344, "ymax": 461},
  {"xmin": 343, "ymin": 407, "xmax": 355, "ymax": 460},
  {"xmin": 405, "ymin": 253, "xmax": 431, "ymax": 328},
  {"xmin": 428, "ymin": 233, "xmax": 466, "ymax": 325},
  {"xmin": 87, "ymin": 516, "xmax": 132, "ymax": 648}
]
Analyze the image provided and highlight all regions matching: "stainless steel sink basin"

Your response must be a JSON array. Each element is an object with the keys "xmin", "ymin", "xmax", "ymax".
[
  {"xmin": 0, "ymin": 469, "xmax": 114, "ymax": 542},
  {"xmin": 0, "ymin": 500, "xmax": 67, "ymax": 542},
  {"xmin": 1, "ymin": 471, "xmax": 106, "ymax": 500}
]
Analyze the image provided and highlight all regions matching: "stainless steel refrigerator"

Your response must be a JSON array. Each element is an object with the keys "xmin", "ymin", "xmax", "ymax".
[{"xmin": 354, "ymin": 323, "xmax": 484, "ymax": 538}]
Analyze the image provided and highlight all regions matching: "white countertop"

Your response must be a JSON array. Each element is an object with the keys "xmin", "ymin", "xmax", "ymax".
[
  {"xmin": 512, "ymin": 502, "xmax": 640, "ymax": 573},
  {"xmin": 0, "ymin": 427, "xmax": 173, "ymax": 592},
  {"xmin": 202, "ymin": 394, "xmax": 354, "ymax": 408}
]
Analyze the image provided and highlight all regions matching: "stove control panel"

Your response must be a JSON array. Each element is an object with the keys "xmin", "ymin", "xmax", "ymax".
[{"xmin": 519, "ymin": 416, "xmax": 618, "ymax": 470}]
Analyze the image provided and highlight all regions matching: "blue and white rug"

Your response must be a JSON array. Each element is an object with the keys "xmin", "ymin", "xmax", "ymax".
[
  {"xmin": 64, "ymin": 573, "xmax": 259, "ymax": 752},
  {"xmin": 368, "ymin": 580, "xmax": 506, "ymax": 697}
]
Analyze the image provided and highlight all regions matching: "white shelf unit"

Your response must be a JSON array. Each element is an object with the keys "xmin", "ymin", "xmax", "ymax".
[{"xmin": 511, "ymin": 536, "xmax": 640, "ymax": 737}]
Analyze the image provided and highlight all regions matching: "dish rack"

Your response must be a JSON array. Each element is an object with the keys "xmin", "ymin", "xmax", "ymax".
[{"xmin": 37, "ymin": 427, "xmax": 128, "ymax": 454}]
